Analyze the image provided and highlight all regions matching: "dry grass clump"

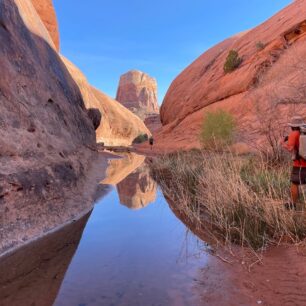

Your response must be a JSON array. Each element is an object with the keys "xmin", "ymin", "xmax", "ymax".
[{"xmin": 150, "ymin": 150, "xmax": 306, "ymax": 251}]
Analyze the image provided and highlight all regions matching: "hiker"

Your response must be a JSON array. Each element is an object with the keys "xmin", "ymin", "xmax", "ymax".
[
  {"xmin": 282, "ymin": 116, "xmax": 306, "ymax": 209},
  {"xmin": 149, "ymin": 136, "xmax": 154, "ymax": 150}
]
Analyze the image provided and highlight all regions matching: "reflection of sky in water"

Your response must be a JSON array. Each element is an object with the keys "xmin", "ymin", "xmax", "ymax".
[{"xmin": 54, "ymin": 185, "xmax": 209, "ymax": 306}]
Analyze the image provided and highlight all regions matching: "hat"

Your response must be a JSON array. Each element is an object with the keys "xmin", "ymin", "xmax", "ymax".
[{"xmin": 288, "ymin": 116, "xmax": 305, "ymax": 127}]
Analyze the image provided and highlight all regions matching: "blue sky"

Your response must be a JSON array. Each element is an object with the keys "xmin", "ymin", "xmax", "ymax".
[{"xmin": 53, "ymin": 0, "xmax": 291, "ymax": 105}]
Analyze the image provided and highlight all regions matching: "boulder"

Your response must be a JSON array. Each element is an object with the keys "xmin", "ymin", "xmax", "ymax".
[
  {"xmin": 87, "ymin": 108, "xmax": 102, "ymax": 130},
  {"xmin": 158, "ymin": 0, "xmax": 306, "ymax": 151},
  {"xmin": 116, "ymin": 70, "xmax": 159, "ymax": 120}
]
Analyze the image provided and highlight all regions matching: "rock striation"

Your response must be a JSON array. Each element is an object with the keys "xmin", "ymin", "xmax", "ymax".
[
  {"xmin": 116, "ymin": 70, "xmax": 159, "ymax": 120},
  {"xmin": 31, "ymin": 0, "xmax": 60, "ymax": 50},
  {"xmin": 156, "ymin": 0, "xmax": 306, "ymax": 152}
]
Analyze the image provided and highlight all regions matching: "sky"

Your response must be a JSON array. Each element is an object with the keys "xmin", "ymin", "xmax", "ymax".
[{"xmin": 53, "ymin": 0, "xmax": 292, "ymax": 105}]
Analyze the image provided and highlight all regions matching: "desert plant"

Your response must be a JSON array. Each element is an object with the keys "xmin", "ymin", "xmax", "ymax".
[
  {"xmin": 132, "ymin": 133, "xmax": 148, "ymax": 144},
  {"xmin": 256, "ymin": 41, "xmax": 266, "ymax": 51},
  {"xmin": 224, "ymin": 50, "xmax": 243, "ymax": 73},
  {"xmin": 200, "ymin": 110, "xmax": 236, "ymax": 150}
]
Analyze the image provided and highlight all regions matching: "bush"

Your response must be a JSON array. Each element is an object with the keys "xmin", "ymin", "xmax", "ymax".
[
  {"xmin": 132, "ymin": 133, "xmax": 148, "ymax": 144},
  {"xmin": 200, "ymin": 110, "xmax": 235, "ymax": 150},
  {"xmin": 256, "ymin": 41, "xmax": 266, "ymax": 51},
  {"xmin": 224, "ymin": 50, "xmax": 242, "ymax": 73}
]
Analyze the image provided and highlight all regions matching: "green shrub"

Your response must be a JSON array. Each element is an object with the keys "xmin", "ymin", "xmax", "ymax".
[
  {"xmin": 223, "ymin": 50, "xmax": 242, "ymax": 73},
  {"xmin": 132, "ymin": 133, "xmax": 148, "ymax": 144},
  {"xmin": 256, "ymin": 41, "xmax": 266, "ymax": 50},
  {"xmin": 200, "ymin": 110, "xmax": 235, "ymax": 150}
]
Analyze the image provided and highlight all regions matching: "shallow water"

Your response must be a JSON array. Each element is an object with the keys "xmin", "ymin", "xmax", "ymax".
[{"xmin": 0, "ymin": 154, "xmax": 211, "ymax": 306}]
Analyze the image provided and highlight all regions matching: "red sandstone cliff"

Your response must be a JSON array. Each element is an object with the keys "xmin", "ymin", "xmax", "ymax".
[
  {"xmin": 31, "ymin": 0, "xmax": 60, "ymax": 50},
  {"xmin": 155, "ymin": 0, "xmax": 306, "ymax": 152},
  {"xmin": 116, "ymin": 70, "xmax": 159, "ymax": 120}
]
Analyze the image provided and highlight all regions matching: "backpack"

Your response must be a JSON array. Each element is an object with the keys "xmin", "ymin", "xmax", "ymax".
[{"xmin": 299, "ymin": 126, "xmax": 306, "ymax": 160}]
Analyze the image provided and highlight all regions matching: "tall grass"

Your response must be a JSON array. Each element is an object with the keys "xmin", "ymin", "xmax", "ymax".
[{"xmin": 150, "ymin": 150, "xmax": 306, "ymax": 251}]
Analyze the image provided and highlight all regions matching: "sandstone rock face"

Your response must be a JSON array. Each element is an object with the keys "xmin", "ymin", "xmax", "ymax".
[
  {"xmin": 116, "ymin": 70, "xmax": 159, "ymax": 120},
  {"xmin": 62, "ymin": 58, "xmax": 151, "ymax": 146},
  {"xmin": 0, "ymin": 0, "xmax": 98, "ymax": 254},
  {"xmin": 144, "ymin": 114, "xmax": 162, "ymax": 133},
  {"xmin": 31, "ymin": 0, "xmax": 60, "ymax": 50},
  {"xmin": 157, "ymin": 0, "xmax": 306, "ymax": 152}
]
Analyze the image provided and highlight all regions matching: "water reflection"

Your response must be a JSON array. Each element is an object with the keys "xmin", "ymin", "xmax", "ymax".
[
  {"xmin": 117, "ymin": 163, "xmax": 157, "ymax": 210},
  {"xmin": 0, "ymin": 153, "xmax": 214, "ymax": 306},
  {"xmin": 102, "ymin": 153, "xmax": 157, "ymax": 210},
  {"xmin": 0, "ymin": 213, "xmax": 90, "ymax": 306},
  {"xmin": 102, "ymin": 153, "xmax": 145, "ymax": 185}
]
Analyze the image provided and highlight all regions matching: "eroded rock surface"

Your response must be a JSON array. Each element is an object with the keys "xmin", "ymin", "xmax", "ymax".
[
  {"xmin": 0, "ymin": 0, "xmax": 98, "ymax": 254},
  {"xmin": 116, "ymin": 70, "xmax": 159, "ymax": 120},
  {"xmin": 157, "ymin": 0, "xmax": 306, "ymax": 151}
]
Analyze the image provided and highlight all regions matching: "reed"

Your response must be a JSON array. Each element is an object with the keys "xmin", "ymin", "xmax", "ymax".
[{"xmin": 150, "ymin": 150, "xmax": 306, "ymax": 251}]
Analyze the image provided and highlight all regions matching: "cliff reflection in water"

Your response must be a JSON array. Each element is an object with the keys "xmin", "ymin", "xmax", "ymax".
[
  {"xmin": 0, "ymin": 213, "xmax": 90, "ymax": 306},
  {"xmin": 101, "ymin": 153, "xmax": 157, "ymax": 210},
  {"xmin": 117, "ymin": 163, "xmax": 157, "ymax": 209}
]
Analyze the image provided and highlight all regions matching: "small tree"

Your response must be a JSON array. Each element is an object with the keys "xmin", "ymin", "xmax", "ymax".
[
  {"xmin": 224, "ymin": 50, "xmax": 242, "ymax": 73},
  {"xmin": 132, "ymin": 133, "xmax": 148, "ymax": 144},
  {"xmin": 200, "ymin": 110, "xmax": 236, "ymax": 150}
]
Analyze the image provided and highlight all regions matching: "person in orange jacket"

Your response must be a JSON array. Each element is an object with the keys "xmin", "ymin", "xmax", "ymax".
[{"xmin": 282, "ymin": 116, "xmax": 306, "ymax": 209}]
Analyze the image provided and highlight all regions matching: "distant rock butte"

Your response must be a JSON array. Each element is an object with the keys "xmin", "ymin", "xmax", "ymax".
[
  {"xmin": 153, "ymin": 0, "xmax": 306, "ymax": 152},
  {"xmin": 116, "ymin": 70, "xmax": 159, "ymax": 120},
  {"xmin": 31, "ymin": 0, "xmax": 60, "ymax": 50}
]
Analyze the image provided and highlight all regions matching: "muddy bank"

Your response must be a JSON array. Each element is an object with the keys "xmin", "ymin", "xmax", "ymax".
[{"xmin": 0, "ymin": 151, "xmax": 111, "ymax": 258}]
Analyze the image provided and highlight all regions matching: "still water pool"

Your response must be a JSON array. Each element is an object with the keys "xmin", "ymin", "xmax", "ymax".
[{"xmin": 1, "ymin": 154, "xmax": 210, "ymax": 306}]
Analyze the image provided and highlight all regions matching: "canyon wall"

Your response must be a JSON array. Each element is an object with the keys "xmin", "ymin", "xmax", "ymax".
[
  {"xmin": 156, "ymin": 0, "xmax": 306, "ymax": 152},
  {"xmin": 0, "ymin": 0, "xmax": 148, "ymax": 255},
  {"xmin": 116, "ymin": 70, "xmax": 159, "ymax": 120},
  {"xmin": 62, "ymin": 58, "xmax": 151, "ymax": 146},
  {"xmin": 0, "ymin": 0, "xmax": 100, "ymax": 254},
  {"xmin": 31, "ymin": 0, "xmax": 60, "ymax": 50}
]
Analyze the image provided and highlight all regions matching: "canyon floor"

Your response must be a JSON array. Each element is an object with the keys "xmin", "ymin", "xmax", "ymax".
[{"xmin": 1, "ymin": 151, "xmax": 306, "ymax": 306}]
